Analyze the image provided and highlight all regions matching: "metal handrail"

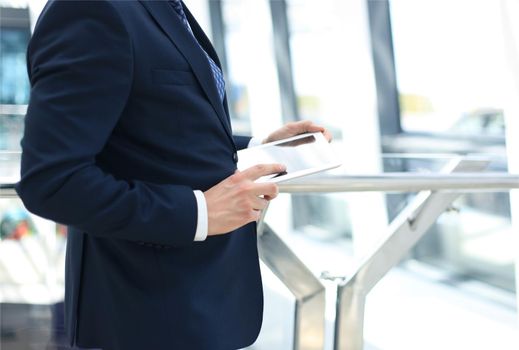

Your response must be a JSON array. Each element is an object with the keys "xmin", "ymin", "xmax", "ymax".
[
  {"xmin": 2, "ymin": 173, "xmax": 519, "ymax": 199},
  {"xmin": 0, "ymin": 104, "xmax": 28, "ymax": 115},
  {"xmin": 278, "ymin": 173, "xmax": 519, "ymax": 193},
  {"xmin": 0, "ymin": 183, "xmax": 18, "ymax": 198}
]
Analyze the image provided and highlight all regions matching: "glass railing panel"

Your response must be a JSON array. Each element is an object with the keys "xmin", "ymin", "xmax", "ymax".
[
  {"xmin": 384, "ymin": 155, "xmax": 514, "ymax": 291},
  {"xmin": 263, "ymin": 155, "xmax": 517, "ymax": 293},
  {"xmin": 264, "ymin": 159, "xmax": 517, "ymax": 350}
]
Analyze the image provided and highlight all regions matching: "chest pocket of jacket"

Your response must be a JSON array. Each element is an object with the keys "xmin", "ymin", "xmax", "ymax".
[{"xmin": 152, "ymin": 68, "xmax": 197, "ymax": 86}]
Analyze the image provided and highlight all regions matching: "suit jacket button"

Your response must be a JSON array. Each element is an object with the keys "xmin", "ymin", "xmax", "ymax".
[{"xmin": 233, "ymin": 152, "xmax": 238, "ymax": 163}]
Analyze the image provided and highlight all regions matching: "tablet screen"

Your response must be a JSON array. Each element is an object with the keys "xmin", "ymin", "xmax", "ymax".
[{"xmin": 237, "ymin": 132, "xmax": 340, "ymax": 183}]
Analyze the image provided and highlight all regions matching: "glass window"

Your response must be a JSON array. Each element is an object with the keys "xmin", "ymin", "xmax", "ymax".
[
  {"xmin": 286, "ymin": 0, "xmax": 349, "ymax": 139},
  {"xmin": 387, "ymin": 0, "xmax": 515, "ymax": 291},
  {"xmin": 1, "ymin": 13, "xmax": 31, "ymax": 152},
  {"xmin": 222, "ymin": 0, "xmax": 282, "ymax": 136},
  {"xmin": 283, "ymin": 0, "xmax": 388, "ymax": 257},
  {"xmin": 221, "ymin": 1, "xmax": 252, "ymax": 135},
  {"xmin": 0, "ymin": 28, "xmax": 30, "ymax": 105},
  {"xmin": 390, "ymin": 0, "xmax": 507, "ymax": 136},
  {"xmin": 286, "ymin": 0, "xmax": 354, "ymax": 238}
]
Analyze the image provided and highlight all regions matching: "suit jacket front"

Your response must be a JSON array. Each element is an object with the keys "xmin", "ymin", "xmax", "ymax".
[{"xmin": 16, "ymin": 1, "xmax": 262, "ymax": 349}]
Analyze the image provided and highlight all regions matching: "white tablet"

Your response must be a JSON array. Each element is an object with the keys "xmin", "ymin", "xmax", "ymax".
[{"xmin": 237, "ymin": 132, "xmax": 341, "ymax": 183}]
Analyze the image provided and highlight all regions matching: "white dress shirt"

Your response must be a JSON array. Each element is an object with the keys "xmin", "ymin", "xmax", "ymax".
[{"xmin": 193, "ymin": 137, "xmax": 263, "ymax": 241}]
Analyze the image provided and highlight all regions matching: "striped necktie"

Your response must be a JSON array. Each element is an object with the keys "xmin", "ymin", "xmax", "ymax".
[{"xmin": 169, "ymin": 0, "xmax": 226, "ymax": 102}]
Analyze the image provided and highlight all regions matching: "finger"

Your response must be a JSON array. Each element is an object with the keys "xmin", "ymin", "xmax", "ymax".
[
  {"xmin": 291, "ymin": 121, "xmax": 328, "ymax": 136},
  {"xmin": 305, "ymin": 124, "xmax": 326, "ymax": 133},
  {"xmin": 251, "ymin": 196, "xmax": 269, "ymax": 210},
  {"xmin": 263, "ymin": 193, "xmax": 280, "ymax": 201},
  {"xmin": 322, "ymin": 129, "xmax": 333, "ymax": 142},
  {"xmin": 241, "ymin": 164, "xmax": 286, "ymax": 180},
  {"xmin": 303, "ymin": 122, "xmax": 332, "ymax": 142},
  {"xmin": 252, "ymin": 182, "xmax": 279, "ymax": 198},
  {"xmin": 290, "ymin": 120, "xmax": 315, "ymax": 133}
]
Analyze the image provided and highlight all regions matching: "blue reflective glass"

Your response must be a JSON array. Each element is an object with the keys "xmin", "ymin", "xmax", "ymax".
[{"xmin": 0, "ymin": 28, "xmax": 30, "ymax": 105}]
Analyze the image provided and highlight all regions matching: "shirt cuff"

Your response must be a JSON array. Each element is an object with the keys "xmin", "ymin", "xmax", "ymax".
[
  {"xmin": 193, "ymin": 190, "xmax": 208, "ymax": 241},
  {"xmin": 248, "ymin": 137, "xmax": 263, "ymax": 148}
]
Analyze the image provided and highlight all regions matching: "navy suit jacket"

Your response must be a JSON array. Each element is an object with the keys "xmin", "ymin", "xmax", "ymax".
[{"xmin": 16, "ymin": 1, "xmax": 263, "ymax": 349}]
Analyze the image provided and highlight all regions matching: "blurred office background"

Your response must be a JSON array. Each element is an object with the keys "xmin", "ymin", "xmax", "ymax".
[{"xmin": 1, "ymin": 0, "xmax": 519, "ymax": 349}]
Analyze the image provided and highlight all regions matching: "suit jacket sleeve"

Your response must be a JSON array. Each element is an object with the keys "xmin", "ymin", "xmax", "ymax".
[
  {"xmin": 233, "ymin": 135, "xmax": 252, "ymax": 150},
  {"xmin": 16, "ymin": 1, "xmax": 198, "ymax": 247}
]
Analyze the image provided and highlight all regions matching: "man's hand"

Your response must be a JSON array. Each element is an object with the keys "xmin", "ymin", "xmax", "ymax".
[
  {"xmin": 263, "ymin": 120, "xmax": 332, "ymax": 144},
  {"xmin": 204, "ymin": 164, "xmax": 285, "ymax": 236}
]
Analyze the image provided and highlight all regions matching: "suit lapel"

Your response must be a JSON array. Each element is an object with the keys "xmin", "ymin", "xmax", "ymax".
[
  {"xmin": 183, "ymin": 5, "xmax": 235, "ymax": 126},
  {"xmin": 138, "ymin": 1, "xmax": 235, "ymax": 148},
  {"xmin": 183, "ymin": 6, "xmax": 221, "ymax": 78}
]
